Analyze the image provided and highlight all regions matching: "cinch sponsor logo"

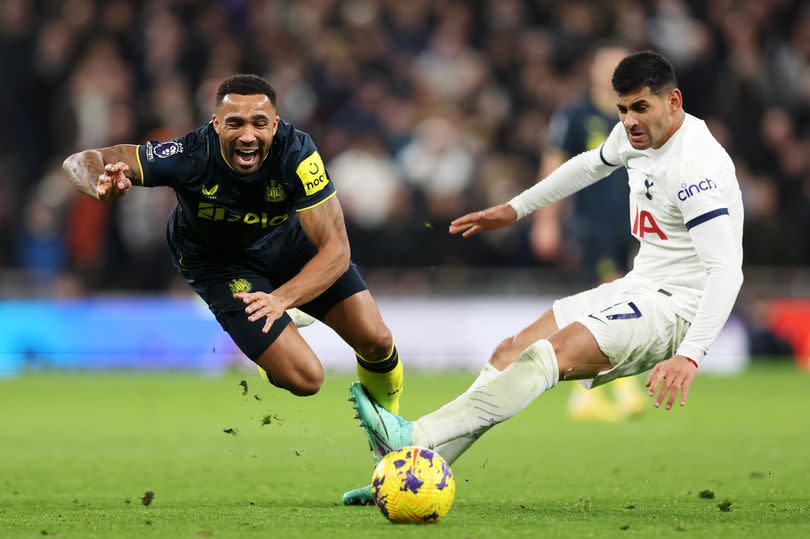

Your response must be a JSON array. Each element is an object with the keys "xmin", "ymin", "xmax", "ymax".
[
  {"xmin": 678, "ymin": 178, "xmax": 717, "ymax": 201},
  {"xmin": 197, "ymin": 202, "xmax": 289, "ymax": 228}
]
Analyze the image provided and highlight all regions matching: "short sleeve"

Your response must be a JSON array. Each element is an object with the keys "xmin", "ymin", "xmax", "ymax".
[
  {"xmin": 598, "ymin": 122, "xmax": 625, "ymax": 168},
  {"xmin": 288, "ymin": 133, "xmax": 336, "ymax": 212},
  {"xmin": 136, "ymin": 131, "xmax": 202, "ymax": 188}
]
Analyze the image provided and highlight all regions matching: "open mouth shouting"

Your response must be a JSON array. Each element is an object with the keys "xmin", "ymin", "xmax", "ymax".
[{"xmin": 233, "ymin": 147, "xmax": 260, "ymax": 169}]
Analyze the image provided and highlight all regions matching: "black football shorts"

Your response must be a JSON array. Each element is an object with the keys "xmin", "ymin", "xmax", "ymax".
[{"xmin": 171, "ymin": 223, "xmax": 367, "ymax": 360}]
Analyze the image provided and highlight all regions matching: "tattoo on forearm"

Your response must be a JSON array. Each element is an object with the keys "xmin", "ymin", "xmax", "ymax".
[
  {"xmin": 63, "ymin": 145, "xmax": 139, "ymax": 200},
  {"xmin": 64, "ymin": 151, "xmax": 103, "ymax": 199}
]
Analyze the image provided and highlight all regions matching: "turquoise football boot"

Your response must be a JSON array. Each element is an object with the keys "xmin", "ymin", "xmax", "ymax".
[
  {"xmin": 348, "ymin": 382, "xmax": 413, "ymax": 461},
  {"xmin": 342, "ymin": 484, "xmax": 374, "ymax": 506}
]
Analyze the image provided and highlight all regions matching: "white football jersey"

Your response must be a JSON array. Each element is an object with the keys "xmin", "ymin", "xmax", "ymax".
[{"xmin": 599, "ymin": 114, "xmax": 744, "ymax": 322}]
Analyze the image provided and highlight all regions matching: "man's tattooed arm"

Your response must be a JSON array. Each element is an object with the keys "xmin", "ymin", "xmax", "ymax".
[{"xmin": 62, "ymin": 144, "xmax": 142, "ymax": 201}]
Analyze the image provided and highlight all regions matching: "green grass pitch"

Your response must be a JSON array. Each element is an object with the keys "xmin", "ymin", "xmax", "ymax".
[{"xmin": 1, "ymin": 363, "xmax": 808, "ymax": 538}]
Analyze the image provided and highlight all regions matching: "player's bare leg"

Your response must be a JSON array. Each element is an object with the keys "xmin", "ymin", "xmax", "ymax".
[
  {"xmin": 419, "ymin": 308, "xmax": 606, "ymax": 464},
  {"xmin": 551, "ymin": 322, "xmax": 612, "ymax": 380},
  {"xmin": 346, "ymin": 315, "xmax": 609, "ymax": 505},
  {"xmin": 353, "ymin": 322, "xmax": 612, "ymax": 457},
  {"xmin": 489, "ymin": 308, "xmax": 558, "ymax": 370},
  {"xmin": 254, "ymin": 322, "xmax": 324, "ymax": 396},
  {"xmin": 486, "ymin": 308, "xmax": 626, "ymax": 422},
  {"xmin": 324, "ymin": 291, "xmax": 403, "ymax": 414}
]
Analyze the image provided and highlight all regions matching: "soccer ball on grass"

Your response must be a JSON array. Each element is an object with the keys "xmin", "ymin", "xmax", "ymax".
[{"xmin": 370, "ymin": 446, "xmax": 455, "ymax": 524}]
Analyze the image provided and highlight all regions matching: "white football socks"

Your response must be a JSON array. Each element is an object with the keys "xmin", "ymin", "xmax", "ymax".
[
  {"xmin": 466, "ymin": 361, "xmax": 500, "ymax": 395},
  {"xmin": 413, "ymin": 339, "xmax": 560, "ymax": 449},
  {"xmin": 430, "ymin": 361, "xmax": 500, "ymax": 464}
]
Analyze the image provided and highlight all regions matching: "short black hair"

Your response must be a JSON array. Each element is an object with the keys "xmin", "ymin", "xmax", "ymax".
[
  {"xmin": 215, "ymin": 74, "xmax": 276, "ymax": 106},
  {"xmin": 611, "ymin": 51, "xmax": 677, "ymax": 95}
]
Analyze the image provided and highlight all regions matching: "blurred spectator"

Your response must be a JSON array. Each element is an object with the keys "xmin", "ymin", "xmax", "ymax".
[
  {"xmin": 18, "ymin": 198, "xmax": 65, "ymax": 287},
  {"xmin": 398, "ymin": 115, "xmax": 476, "ymax": 222},
  {"xmin": 531, "ymin": 45, "xmax": 633, "ymax": 283},
  {"xmin": 0, "ymin": 0, "xmax": 808, "ymax": 294},
  {"xmin": 330, "ymin": 132, "xmax": 405, "ymax": 230},
  {"xmin": 16, "ymin": 164, "xmax": 75, "ymax": 292},
  {"xmin": 411, "ymin": 12, "xmax": 486, "ymax": 104},
  {"xmin": 330, "ymin": 131, "xmax": 418, "ymax": 266},
  {"xmin": 68, "ymin": 38, "xmax": 134, "ymax": 150}
]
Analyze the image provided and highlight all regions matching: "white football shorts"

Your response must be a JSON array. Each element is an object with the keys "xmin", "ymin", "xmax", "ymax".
[{"xmin": 552, "ymin": 276, "xmax": 691, "ymax": 388}]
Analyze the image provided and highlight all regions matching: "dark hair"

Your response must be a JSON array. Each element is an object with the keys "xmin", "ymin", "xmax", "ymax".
[
  {"xmin": 611, "ymin": 51, "xmax": 677, "ymax": 95},
  {"xmin": 215, "ymin": 74, "xmax": 276, "ymax": 106}
]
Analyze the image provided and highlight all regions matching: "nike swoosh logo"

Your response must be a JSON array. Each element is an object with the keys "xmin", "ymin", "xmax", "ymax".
[
  {"xmin": 371, "ymin": 430, "xmax": 393, "ymax": 456},
  {"xmin": 371, "ymin": 398, "xmax": 389, "ymax": 439}
]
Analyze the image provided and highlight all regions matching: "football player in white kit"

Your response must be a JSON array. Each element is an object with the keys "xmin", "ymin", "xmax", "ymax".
[{"xmin": 348, "ymin": 51, "xmax": 745, "ymax": 465}]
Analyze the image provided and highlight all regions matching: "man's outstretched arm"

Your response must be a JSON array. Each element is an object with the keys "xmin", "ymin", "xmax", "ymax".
[
  {"xmin": 449, "ymin": 147, "xmax": 617, "ymax": 237},
  {"xmin": 63, "ymin": 144, "xmax": 142, "ymax": 201}
]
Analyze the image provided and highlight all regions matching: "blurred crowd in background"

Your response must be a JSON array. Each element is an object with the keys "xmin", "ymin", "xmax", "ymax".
[{"xmin": 1, "ymin": 0, "xmax": 809, "ymax": 296}]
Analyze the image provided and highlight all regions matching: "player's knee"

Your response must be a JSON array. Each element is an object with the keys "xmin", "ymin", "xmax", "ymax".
[
  {"xmin": 260, "ymin": 354, "xmax": 324, "ymax": 396},
  {"xmin": 354, "ymin": 324, "xmax": 393, "ymax": 361},
  {"xmin": 287, "ymin": 378, "xmax": 322, "ymax": 396},
  {"xmin": 287, "ymin": 366, "xmax": 324, "ymax": 396}
]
